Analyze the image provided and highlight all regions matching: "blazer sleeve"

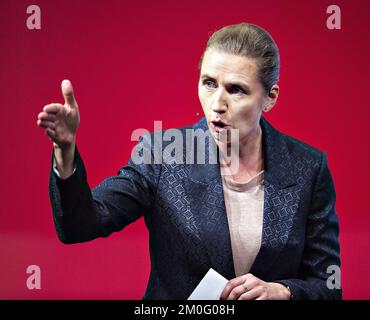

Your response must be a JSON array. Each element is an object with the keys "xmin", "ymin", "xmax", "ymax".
[
  {"xmin": 49, "ymin": 134, "xmax": 159, "ymax": 244},
  {"xmin": 277, "ymin": 152, "xmax": 342, "ymax": 299}
]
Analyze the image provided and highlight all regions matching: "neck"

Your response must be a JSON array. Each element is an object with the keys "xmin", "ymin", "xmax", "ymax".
[
  {"xmin": 238, "ymin": 124, "xmax": 263, "ymax": 164},
  {"xmin": 219, "ymin": 123, "xmax": 264, "ymax": 177}
]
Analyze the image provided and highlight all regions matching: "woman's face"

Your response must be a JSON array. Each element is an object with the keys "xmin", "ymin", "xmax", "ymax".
[{"xmin": 198, "ymin": 48, "xmax": 278, "ymax": 144}]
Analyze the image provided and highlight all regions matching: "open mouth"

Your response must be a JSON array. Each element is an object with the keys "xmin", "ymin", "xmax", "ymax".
[{"xmin": 210, "ymin": 120, "xmax": 229, "ymax": 132}]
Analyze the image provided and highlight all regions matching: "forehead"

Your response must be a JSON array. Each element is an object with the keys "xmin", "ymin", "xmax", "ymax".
[{"xmin": 201, "ymin": 48, "xmax": 259, "ymax": 83}]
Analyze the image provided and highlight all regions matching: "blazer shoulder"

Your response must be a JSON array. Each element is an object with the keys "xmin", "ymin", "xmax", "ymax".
[
  {"xmin": 278, "ymin": 131, "xmax": 329, "ymax": 189},
  {"xmin": 261, "ymin": 116, "xmax": 324, "ymax": 165},
  {"xmin": 281, "ymin": 131, "xmax": 324, "ymax": 162}
]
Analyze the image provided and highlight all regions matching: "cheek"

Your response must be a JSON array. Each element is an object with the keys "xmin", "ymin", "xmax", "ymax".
[
  {"xmin": 230, "ymin": 101, "xmax": 253, "ymax": 118},
  {"xmin": 230, "ymin": 101, "xmax": 262, "ymax": 128},
  {"xmin": 233, "ymin": 97, "xmax": 263, "ymax": 117},
  {"xmin": 198, "ymin": 90, "xmax": 210, "ymax": 110}
]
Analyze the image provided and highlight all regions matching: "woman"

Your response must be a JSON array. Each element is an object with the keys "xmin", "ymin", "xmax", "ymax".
[{"xmin": 36, "ymin": 23, "xmax": 341, "ymax": 300}]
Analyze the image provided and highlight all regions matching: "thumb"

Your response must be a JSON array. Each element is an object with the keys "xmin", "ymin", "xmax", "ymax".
[{"xmin": 61, "ymin": 79, "xmax": 77, "ymax": 107}]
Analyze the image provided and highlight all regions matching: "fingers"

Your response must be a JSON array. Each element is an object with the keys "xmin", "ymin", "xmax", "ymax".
[
  {"xmin": 61, "ymin": 79, "xmax": 77, "ymax": 107},
  {"xmin": 221, "ymin": 273, "xmax": 263, "ymax": 300},
  {"xmin": 45, "ymin": 127, "xmax": 57, "ymax": 140},
  {"xmin": 39, "ymin": 104, "xmax": 64, "ymax": 129},
  {"xmin": 37, "ymin": 109, "xmax": 58, "ymax": 129},
  {"xmin": 227, "ymin": 283, "xmax": 249, "ymax": 300},
  {"xmin": 222, "ymin": 274, "xmax": 281, "ymax": 300},
  {"xmin": 238, "ymin": 286, "xmax": 264, "ymax": 300},
  {"xmin": 43, "ymin": 103, "xmax": 63, "ymax": 114},
  {"xmin": 226, "ymin": 277, "xmax": 259, "ymax": 300},
  {"xmin": 38, "ymin": 111, "xmax": 57, "ymax": 122},
  {"xmin": 37, "ymin": 119, "xmax": 56, "ymax": 129},
  {"xmin": 220, "ymin": 276, "xmax": 247, "ymax": 300}
]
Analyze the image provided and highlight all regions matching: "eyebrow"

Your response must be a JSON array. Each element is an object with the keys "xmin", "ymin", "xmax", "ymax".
[{"xmin": 200, "ymin": 74, "xmax": 251, "ymax": 91}]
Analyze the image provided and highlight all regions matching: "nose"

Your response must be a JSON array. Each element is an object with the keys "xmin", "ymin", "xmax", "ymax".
[{"xmin": 211, "ymin": 88, "xmax": 228, "ymax": 114}]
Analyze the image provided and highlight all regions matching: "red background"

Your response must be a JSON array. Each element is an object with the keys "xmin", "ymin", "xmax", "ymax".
[{"xmin": 1, "ymin": 0, "xmax": 369, "ymax": 299}]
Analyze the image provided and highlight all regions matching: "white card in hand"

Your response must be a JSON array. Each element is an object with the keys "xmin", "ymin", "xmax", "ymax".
[{"xmin": 188, "ymin": 268, "xmax": 229, "ymax": 300}]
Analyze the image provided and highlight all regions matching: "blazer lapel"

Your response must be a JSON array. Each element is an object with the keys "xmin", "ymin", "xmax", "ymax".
[
  {"xmin": 184, "ymin": 117, "xmax": 235, "ymax": 280},
  {"xmin": 249, "ymin": 117, "xmax": 299, "ymax": 280}
]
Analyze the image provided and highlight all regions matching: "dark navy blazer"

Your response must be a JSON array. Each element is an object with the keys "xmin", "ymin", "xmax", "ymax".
[{"xmin": 49, "ymin": 116, "xmax": 341, "ymax": 299}]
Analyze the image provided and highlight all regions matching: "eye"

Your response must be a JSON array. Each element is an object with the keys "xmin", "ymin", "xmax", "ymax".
[
  {"xmin": 228, "ymin": 85, "xmax": 246, "ymax": 95},
  {"xmin": 203, "ymin": 79, "xmax": 217, "ymax": 89}
]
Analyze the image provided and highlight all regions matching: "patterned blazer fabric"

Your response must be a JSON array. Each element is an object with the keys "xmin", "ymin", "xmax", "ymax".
[{"xmin": 49, "ymin": 116, "xmax": 341, "ymax": 299}]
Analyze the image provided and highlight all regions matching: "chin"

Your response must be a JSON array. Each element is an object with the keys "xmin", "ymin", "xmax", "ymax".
[{"xmin": 212, "ymin": 129, "xmax": 233, "ymax": 145}]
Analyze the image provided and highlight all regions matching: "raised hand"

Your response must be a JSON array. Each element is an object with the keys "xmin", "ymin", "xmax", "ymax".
[
  {"xmin": 37, "ymin": 79, "xmax": 80, "ymax": 149},
  {"xmin": 37, "ymin": 80, "xmax": 80, "ymax": 179}
]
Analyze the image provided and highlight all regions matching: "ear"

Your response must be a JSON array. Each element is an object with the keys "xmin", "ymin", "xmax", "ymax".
[{"xmin": 262, "ymin": 84, "xmax": 279, "ymax": 113}]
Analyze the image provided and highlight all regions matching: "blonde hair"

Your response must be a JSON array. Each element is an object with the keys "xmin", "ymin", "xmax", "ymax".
[{"xmin": 199, "ymin": 23, "xmax": 280, "ymax": 94}]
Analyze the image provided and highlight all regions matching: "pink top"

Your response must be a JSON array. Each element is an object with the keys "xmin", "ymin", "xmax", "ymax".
[{"xmin": 221, "ymin": 170, "xmax": 264, "ymax": 277}]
